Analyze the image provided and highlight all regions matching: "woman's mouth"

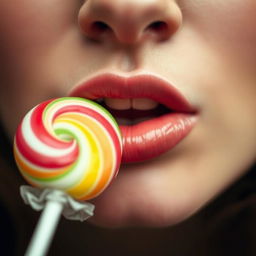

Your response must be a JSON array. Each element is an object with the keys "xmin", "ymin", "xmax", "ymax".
[
  {"xmin": 96, "ymin": 98, "xmax": 170, "ymax": 125},
  {"xmin": 69, "ymin": 73, "xmax": 198, "ymax": 163}
]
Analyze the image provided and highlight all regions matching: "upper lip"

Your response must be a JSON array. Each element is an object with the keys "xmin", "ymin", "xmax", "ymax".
[{"xmin": 69, "ymin": 73, "xmax": 195, "ymax": 113}]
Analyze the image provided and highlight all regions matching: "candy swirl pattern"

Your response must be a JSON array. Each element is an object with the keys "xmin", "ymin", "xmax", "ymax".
[{"xmin": 14, "ymin": 97, "xmax": 122, "ymax": 200}]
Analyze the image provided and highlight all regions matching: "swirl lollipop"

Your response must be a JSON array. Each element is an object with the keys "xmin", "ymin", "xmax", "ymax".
[{"xmin": 13, "ymin": 97, "xmax": 122, "ymax": 256}]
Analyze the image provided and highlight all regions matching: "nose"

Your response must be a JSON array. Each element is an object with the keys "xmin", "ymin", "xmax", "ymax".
[{"xmin": 78, "ymin": 0, "xmax": 182, "ymax": 44}]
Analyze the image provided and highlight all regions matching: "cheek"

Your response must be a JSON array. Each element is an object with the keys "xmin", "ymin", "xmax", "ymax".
[
  {"xmin": 0, "ymin": 1, "xmax": 80, "ymax": 135},
  {"xmin": 181, "ymin": 0, "xmax": 256, "ymax": 65},
  {"xmin": 0, "ymin": 1, "xmax": 79, "ymax": 56}
]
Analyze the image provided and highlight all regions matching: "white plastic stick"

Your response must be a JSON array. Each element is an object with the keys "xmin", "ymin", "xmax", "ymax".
[{"xmin": 25, "ymin": 200, "xmax": 64, "ymax": 256}]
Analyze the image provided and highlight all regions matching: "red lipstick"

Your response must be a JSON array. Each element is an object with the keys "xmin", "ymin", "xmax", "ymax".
[{"xmin": 69, "ymin": 73, "xmax": 197, "ymax": 163}]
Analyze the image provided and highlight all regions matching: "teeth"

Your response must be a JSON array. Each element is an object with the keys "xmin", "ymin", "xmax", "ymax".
[
  {"xmin": 104, "ymin": 98, "xmax": 158, "ymax": 110},
  {"xmin": 132, "ymin": 98, "xmax": 158, "ymax": 110},
  {"xmin": 104, "ymin": 98, "xmax": 131, "ymax": 110}
]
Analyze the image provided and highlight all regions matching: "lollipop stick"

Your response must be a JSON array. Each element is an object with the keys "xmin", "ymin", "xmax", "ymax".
[{"xmin": 25, "ymin": 200, "xmax": 63, "ymax": 256}]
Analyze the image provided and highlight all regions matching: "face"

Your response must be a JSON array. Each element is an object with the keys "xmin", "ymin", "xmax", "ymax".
[{"xmin": 1, "ymin": 0, "xmax": 256, "ymax": 227}]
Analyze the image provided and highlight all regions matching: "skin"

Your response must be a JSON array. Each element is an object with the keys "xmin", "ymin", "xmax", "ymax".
[{"xmin": 0, "ymin": 0, "xmax": 256, "ymax": 227}]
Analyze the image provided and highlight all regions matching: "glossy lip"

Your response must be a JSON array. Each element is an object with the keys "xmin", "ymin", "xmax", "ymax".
[{"xmin": 69, "ymin": 73, "xmax": 197, "ymax": 163}]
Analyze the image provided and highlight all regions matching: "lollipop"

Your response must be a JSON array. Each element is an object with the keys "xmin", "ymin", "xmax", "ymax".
[{"xmin": 13, "ymin": 97, "xmax": 122, "ymax": 256}]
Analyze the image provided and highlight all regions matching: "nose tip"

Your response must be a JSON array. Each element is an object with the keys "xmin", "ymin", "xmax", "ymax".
[{"xmin": 78, "ymin": 0, "xmax": 182, "ymax": 44}]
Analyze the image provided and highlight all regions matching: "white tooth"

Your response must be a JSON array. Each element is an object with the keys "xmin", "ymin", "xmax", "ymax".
[
  {"xmin": 132, "ymin": 98, "xmax": 158, "ymax": 110},
  {"xmin": 104, "ymin": 98, "xmax": 131, "ymax": 110}
]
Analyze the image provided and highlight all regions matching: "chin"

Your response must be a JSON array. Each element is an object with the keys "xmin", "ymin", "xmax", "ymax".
[
  {"xmin": 88, "ymin": 170, "xmax": 202, "ymax": 228},
  {"xmin": 88, "ymin": 195, "xmax": 199, "ymax": 228}
]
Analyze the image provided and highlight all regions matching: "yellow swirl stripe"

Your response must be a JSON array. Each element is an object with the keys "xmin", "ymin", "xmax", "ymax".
[
  {"xmin": 59, "ymin": 113, "xmax": 115, "ymax": 199},
  {"xmin": 55, "ymin": 113, "xmax": 115, "ymax": 200}
]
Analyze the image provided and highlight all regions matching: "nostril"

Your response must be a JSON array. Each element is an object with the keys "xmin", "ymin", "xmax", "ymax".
[
  {"xmin": 145, "ymin": 21, "xmax": 173, "ymax": 41},
  {"xmin": 91, "ymin": 21, "xmax": 111, "ymax": 33},
  {"xmin": 146, "ymin": 21, "xmax": 168, "ymax": 33}
]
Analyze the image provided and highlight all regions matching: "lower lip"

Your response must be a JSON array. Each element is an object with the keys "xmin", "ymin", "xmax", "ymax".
[{"xmin": 120, "ymin": 113, "xmax": 197, "ymax": 163}]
